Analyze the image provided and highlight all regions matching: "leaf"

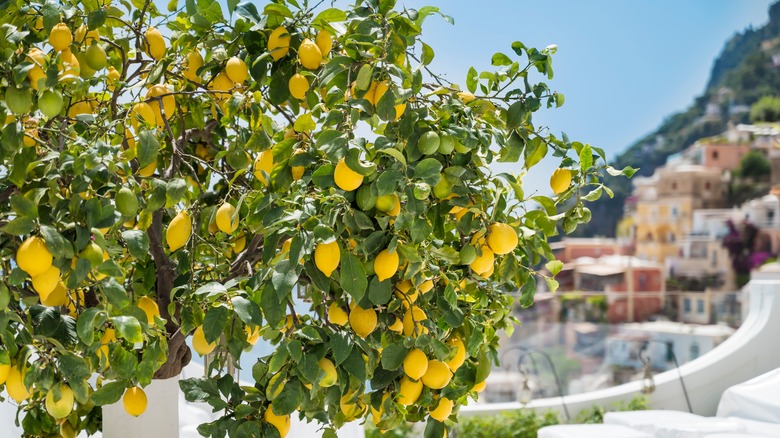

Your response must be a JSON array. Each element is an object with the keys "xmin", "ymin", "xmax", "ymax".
[
  {"xmin": 293, "ymin": 113, "xmax": 316, "ymax": 133},
  {"xmin": 377, "ymin": 148, "xmax": 406, "ymax": 167},
  {"xmin": 235, "ymin": 2, "xmax": 262, "ymax": 22},
  {"xmin": 231, "ymin": 296, "xmax": 262, "ymax": 326},
  {"xmin": 10, "ymin": 195, "xmax": 36, "ymax": 218},
  {"xmin": 356, "ymin": 64, "xmax": 373, "ymax": 91},
  {"xmin": 91, "ymin": 381, "xmax": 126, "ymax": 406},
  {"xmin": 368, "ymin": 277, "xmax": 391, "ymax": 305},
  {"xmin": 273, "ymin": 381, "xmax": 303, "ymax": 415},
  {"xmin": 545, "ymin": 260, "xmax": 563, "ymax": 276},
  {"xmin": 3, "ymin": 217, "xmax": 33, "ymax": 236},
  {"xmin": 76, "ymin": 308, "xmax": 103, "ymax": 345},
  {"xmin": 312, "ymin": 8, "xmax": 346, "ymax": 24},
  {"xmin": 545, "ymin": 277, "xmax": 559, "ymax": 293},
  {"xmin": 524, "ymin": 137, "xmax": 547, "ymax": 169},
  {"xmin": 165, "ymin": 179, "xmax": 188, "ymax": 208},
  {"xmin": 420, "ymin": 42, "xmax": 435, "ymax": 66},
  {"xmin": 506, "ymin": 101, "xmax": 524, "ymax": 130},
  {"xmin": 203, "ymin": 306, "xmax": 230, "ymax": 343},
  {"xmin": 194, "ymin": 282, "xmax": 227, "ymax": 297},
  {"xmin": 582, "ymin": 186, "xmax": 603, "ymax": 202},
  {"xmin": 329, "ymin": 331, "xmax": 353, "ymax": 366},
  {"xmin": 122, "ymin": 230, "xmax": 149, "ymax": 261},
  {"xmin": 87, "ymin": 9, "xmax": 107, "ymax": 29},
  {"xmin": 491, "ymin": 52, "xmax": 512, "ymax": 66},
  {"xmin": 103, "ymin": 278, "xmax": 131, "ymax": 308},
  {"xmin": 466, "ymin": 67, "xmax": 478, "ymax": 93},
  {"xmin": 499, "ymin": 131, "xmax": 524, "ymax": 163},
  {"xmin": 380, "ymin": 343, "xmax": 408, "ymax": 371},
  {"xmin": 340, "ymin": 253, "xmax": 367, "ymax": 302},
  {"xmin": 137, "ymin": 131, "xmax": 159, "ymax": 168},
  {"xmin": 413, "ymin": 158, "xmax": 442, "ymax": 185},
  {"xmin": 272, "ymin": 260, "xmax": 298, "ymax": 300},
  {"xmin": 110, "ymin": 316, "xmax": 143, "ymax": 343},
  {"xmin": 342, "ymin": 348, "xmax": 366, "ymax": 381},
  {"xmin": 579, "ymin": 143, "xmax": 593, "ymax": 173}
]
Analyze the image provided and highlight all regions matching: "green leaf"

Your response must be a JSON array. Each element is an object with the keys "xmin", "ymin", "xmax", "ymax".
[
  {"xmin": 272, "ymin": 260, "xmax": 298, "ymax": 300},
  {"xmin": 466, "ymin": 67, "xmax": 478, "ymax": 93},
  {"xmin": 231, "ymin": 296, "xmax": 262, "ymax": 326},
  {"xmin": 506, "ymin": 101, "xmax": 524, "ymax": 130},
  {"xmin": 582, "ymin": 186, "xmax": 603, "ymax": 202},
  {"xmin": 312, "ymin": 8, "xmax": 346, "ymax": 25},
  {"xmin": 293, "ymin": 113, "xmax": 316, "ymax": 133},
  {"xmin": 165, "ymin": 179, "xmax": 188, "ymax": 208},
  {"xmin": 137, "ymin": 131, "xmax": 159, "ymax": 168},
  {"xmin": 203, "ymin": 305, "xmax": 230, "ymax": 343},
  {"xmin": 524, "ymin": 137, "xmax": 547, "ymax": 169},
  {"xmin": 273, "ymin": 381, "xmax": 303, "ymax": 415},
  {"xmin": 421, "ymin": 42, "xmax": 435, "ymax": 66},
  {"xmin": 88, "ymin": 9, "xmax": 107, "ymax": 29},
  {"xmin": 340, "ymin": 253, "xmax": 367, "ymax": 302},
  {"xmin": 91, "ymin": 381, "xmax": 126, "ymax": 406},
  {"xmin": 76, "ymin": 308, "xmax": 103, "ymax": 345},
  {"xmin": 110, "ymin": 316, "xmax": 143, "ymax": 343},
  {"xmin": 10, "ymin": 195, "xmax": 36, "ymax": 218},
  {"xmin": 59, "ymin": 353, "xmax": 91, "ymax": 382},
  {"xmin": 329, "ymin": 331, "xmax": 353, "ymax": 366},
  {"xmin": 103, "ymin": 278, "xmax": 131, "ymax": 308},
  {"xmin": 377, "ymin": 148, "xmax": 406, "ymax": 167},
  {"xmin": 235, "ymin": 2, "xmax": 262, "ymax": 22},
  {"xmin": 342, "ymin": 348, "xmax": 366, "ymax": 381},
  {"xmin": 3, "ymin": 217, "xmax": 33, "ymax": 236},
  {"xmin": 499, "ymin": 131, "xmax": 524, "ymax": 163},
  {"xmin": 579, "ymin": 143, "xmax": 593, "ymax": 173},
  {"xmin": 356, "ymin": 64, "xmax": 373, "ymax": 91},
  {"xmin": 122, "ymin": 230, "xmax": 149, "ymax": 261},
  {"xmin": 368, "ymin": 277, "xmax": 391, "ymax": 305},
  {"xmin": 413, "ymin": 158, "xmax": 443, "ymax": 185},
  {"xmin": 545, "ymin": 260, "xmax": 563, "ymax": 276},
  {"xmin": 545, "ymin": 277, "xmax": 559, "ymax": 293},
  {"xmin": 491, "ymin": 52, "xmax": 512, "ymax": 66},
  {"xmin": 380, "ymin": 343, "xmax": 408, "ymax": 371}
]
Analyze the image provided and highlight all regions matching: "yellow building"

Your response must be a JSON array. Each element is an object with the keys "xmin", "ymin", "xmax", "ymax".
[{"xmin": 630, "ymin": 164, "xmax": 727, "ymax": 264}]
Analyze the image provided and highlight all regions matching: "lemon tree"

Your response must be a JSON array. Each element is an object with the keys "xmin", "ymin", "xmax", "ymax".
[{"xmin": 0, "ymin": 0, "xmax": 634, "ymax": 437}]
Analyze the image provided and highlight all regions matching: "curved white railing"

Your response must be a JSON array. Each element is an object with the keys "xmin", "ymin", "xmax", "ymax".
[{"xmin": 461, "ymin": 263, "xmax": 780, "ymax": 418}]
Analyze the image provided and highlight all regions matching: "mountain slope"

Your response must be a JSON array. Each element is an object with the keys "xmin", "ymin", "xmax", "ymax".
[{"xmin": 579, "ymin": 1, "xmax": 780, "ymax": 238}]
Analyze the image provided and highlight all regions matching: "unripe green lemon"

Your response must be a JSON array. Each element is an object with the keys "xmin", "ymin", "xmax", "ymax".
[
  {"xmin": 80, "ymin": 241, "xmax": 104, "ymax": 267},
  {"xmin": 356, "ymin": 185, "xmax": 376, "ymax": 211},
  {"xmin": 116, "ymin": 187, "xmax": 138, "ymax": 217},
  {"xmin": 418, "ymin": 131, "xmax": 440, "ymax": 155},
  {"xmin": 6, "ymin": 87, "xmax": 33, "ymax": 115},
  {"xmin": 438, "ymin": 134, "xmax": 455, "ymax": 154},
  {"xmin": 85, "ymin": 43, "xmax": 107, "ymax": 70},
  {"xmin": 38, "ymin": 90, "xmax": 64, "ymax": 119}
]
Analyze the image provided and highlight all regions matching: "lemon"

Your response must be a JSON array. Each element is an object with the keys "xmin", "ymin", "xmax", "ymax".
[
  {"xmin": 59, "ymin": 49, "xmax": 80, "ymax": 80},
  {"xmin": 145, "ymin": 27, "xmax": 166, "ymax": 60},
  {"xmin": 403, "ymin": 348, "xmax": 428, "ymax": 380},
  {"xmin": 315, "ymin": 30, "xmax": 333, "ymax": 56},
  {"xmin": 6, "ymin": 87, "xmax": 33, "ymax": 115},
  {"xmin": 291, "ymin": 149, "xmax": 305, "ymax": 181},
  {"xmin": 298, "ymin": 38, "xmax": 323, "ymax": 69},
  {"xmin": 86, "ymin": 43, "xmax": 107, "ymax": 70},
  {"xmin": 264, "ymin": 404, "xmax": 291, "ymax": 438},
  {"xmin": 123, "ymin": 386, "xmax": 147, "ymax": 417},
  {"xmin": 374, "ymin": 248, "xmax": 399, "ymax": 282},
  {"xmin": 41, "ymin": 281, "xmax": 67, "ymax": 307},
  {"xmin": 225, "ymin": 56, "xmax": 248, "ymax": 84},
  {"xmin": 45, "ymin": 384, "xmax": 74, "ymax": 419},
  {"xmin": 470, "ymin": 245, "xmax": 494, "ymax": 275},
  {"xmin": 394, "ymin": 103, "xmax": 406, "ymax": 120},
  {"xmin": 6, "ymin": 366, "xmax": 30, "ymax": 403},
  {"xmin": 107, "ymin": 66, "xmax": 121, "ymax": 90},
  {"xmin": 268, "ymin": 26, "xmax": 291, "ymax": 61},
  {"xmin": 129, "ymin": 102, "xmax": 155, "ymax": 130},
  {"xmin": 394, "ymin": 280, "xmax": 418, "ymax": 303},
  {"xmin": 340, "ymin": 391, "xmax": 366, "ymax": 420},
  {"xmin": 184, "ymin": 50, "xmax": 203, "ymax": 81},
  {"xmin": 429, "ymin": 397, "xmax": 454, "ymax": 422},
  {"xmin": 215, "ymin": 203, "xmax": 238, "ymax": 234},
  {"xmin": 116, "ymin": 187, "xmax": 138, "ymax": 217},
  {"xmin": 254, "ymin": 150, "xmax": 274, "ymax": 186},
  {"xmin": 146, "ymin": 84, "xmax": 176, "ymax": 126},
  {"xmin": 334, "ymin": 158, "xmax": 363, "ymax": 191},
  {"xmin": 419, "ymin": 279, "xmax": 434, "ymax": 293},
  {"xmin": 245, "ymin": 325, "xmax": 260, "ymax": 345},
  {"xmin": 457, "ymin": 91, "xmax": 475, "ymax": 103},
  {"xmin": 166, "ymin": 210, "xmax": 192, "ymax": 252},
  {"xmin": 59, "ymin": 421, "xmax": 77, "ymax": 438},
  {"xmin": 438, "ymin": 134, "xmax": 455, "ymax": 154},
  {"xmin": 550, "ymin": 168, "xmax": 572, "ymax": 195},
  {"xmin": 421, "ymin": 360, "xmax": 452, "ymax": 389},
  {"xmin": 288, "ymin": 73, "xmax": 309, "ymax": 100},
  {"xmin": 192, "ymin": 325, "xmax": 216, "ymax": 356},
  {"xmin": 397, "ymin": 376, "xmax": 423, "ymax": 405},
  {"xmin": 0, "ymin": 363, "xmax": 9, "ymax": 385},
  {"xmin": 68, "ymin": 100, "xmax": 93, "ymax": 118},
  {"xmin": 349, "ymin": 305, "xmax": 377, "ymax": 338},
  {"xmin": 49, "ymin": 23, "xmax": 72, "ymax": 52},
  {"xmin": 318, "ymin": 358, "xmax": 338, "ymax": 387},
  {"xmin": 314, "ymin": 240, "xmax": 340, "ymax": 277},
  {"xmin": 99, "ymin": 328, "xmax": 115, "ymax": 366},
  {"xmin": 472, "ymin": 380, "xmax": 487, "ymax": 393},
  {"xmin": 28, "ymin": 65, "xmax": 45, "ymax": 91},
  {"xmin": 232, "ymin": 234, "xmax": 247, "ymax": 254},
  {"xmin": 372, "ymin": 81, "xmax": 389, "ymax": 106},
  {"xmin": 137, "ymin": 296, "xmax": 160, "ymax": 323},
  {"xmin": 486, "ymin": 222, "xmax": 518, "ymax": 255},
  {"xmin": 402, "ymin": 306, "xmax": 427, "ymax": 336},
  {"xmin": 328, "ymin": 302, "xmax": 348, "ymax": 326},
  {"xmin": 418, "ymin": 131, "xmax": 440, "ymax": 155},
  {"xmin": 32, "ymin": 265, "xmax": 61, "ymax": 297},
  {"xmin": 17, "ymin": 236, "xmax": 53, "ymax": 277},
  {"xmin": 445, "ymin": 338, "xmax": 466, "ymax": 371},
  {"xmin": 38, "ymin": 90, "xmax": 64, "ymax": 119},
  {"xmin": 375, "ymin": 194, "xmax": 395, "ymax": 213},
  {"xmin": 370, "ymin": 393, "xmax": 390, "ymax": 427},
  {"xmin": 209, "ymin": 71, "xmax": 234, "ymax": 95},
  {"xmin": 388, "ymin": 316, "xmax": 404, "ymax": 333}
]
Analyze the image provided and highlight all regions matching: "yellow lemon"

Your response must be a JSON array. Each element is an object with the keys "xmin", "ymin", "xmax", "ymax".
[
  {"xmin": 328, "ymin": 302, "xmax": 348, "ymax": 326},
  {"xmin": 184, "ymin": 49, "xmax": 203, "ymax": 81},
  {"xmin": 422, "ymin": 360, "xmax": 453, "ymax": 390},
  {"xmin": 314, "ymin": 240, "xmax": 340, "ymax": 277},
  {"xmin": 315, "ymin": 30, "xmax": 333, "ymax": 57},
  {"xmin": 394, "ymin": 280, "xmax": 418, "ymax": 303},
  {"xmin": 339, "ymin": 391, "xmax": 366, "ymax": 420},
  {"xmin": 457, "ymin": 91, "xmax": 475, "ymax": 103},
  {"xmin": 349, "ymin": 305, "xmax": 377, "ymax": 338},
  {"xmin": 334, "ymin": 158, "xmax": 363, "ymax": 191},
  {"xmin": 107, "ymin": 66, "xmax": 121, "ymax": 90},
  {"xmin": 291, "ymin": 149, "xmax": 305, "ymax": 181},
  {"xmin": 268, "ymin": 27, "xmax": 291, "ymax": 61},
  {"xmin": 225, "ymin": 56, "xmax": 247, "ymax": 84},
  {"xmin": 245, "ymin": 325, "xmax": 260, "ymax": 345},
  {"xmin": 374, "ymin": 249, "xmax": 399, "ymax": 282},
  {"xmin": 41, "ymin": 281, "xmax": 67, "ymax": 307},
  {"xmin": 264, "ymin": 404, "xmax": 291, "ymax": 438},
  {"xmin": 445, "ymin": 338, "xmax": 466, "ymax": 371},
  {"xmin": 429, "ymin": 397, "xmax": 454, "ymax": 422},
  {"xmin": 372, "ymin": 81, "xmax": 389, "ymax": 106},
  {"xmin": 288, "ymin": 73, "xmax": 309, "ymax": 100},
  {"xmin": 419, "ymin": 279, "xmax": 434, "ymax": 294},
  {"xmin": 398, "ymin": 376, "xmax": 423, "ymax": 406},
  {"xmin": 318, "ymin": 358, "xmax": 338, "ymax": 387},
  {"xmin": 388, "ymin": 316, "xmax": 404, "ymax": 333},
  {"xmin": 192, "ymin": 325, "xmax": 216, "ymax": 356},
  {"xmin": 137, "ymin": 296, "xmax": 160, "ymax": 323},
  {"xmin": 123, "ymin": 386, "xmax": 147, "ymax": 417},
  {"xmin": 487, "ymin": 223, "xmax": 518, "ymax": 255},
  {"xmin": 146, "ymin": 84, "xmax": 176, "ymax": 127},
  {"xmin": 402, "ymin": 306, "xmax": 427, "ymax": 337},
  {"xmin": 6, "ymin": 366, "xmax": 30, "ymax": 403},
  {"xmin": 49, "ymin": 23, "xmax": 72, "ymax": 52},
  {"xmin": 550, "ymin": 168, "xmax": 572, "ymax": 195},
  {"xmin": 0, "ymin": 363, "xmax": 9, "ymax": 385},
  {"xmin": 215, "ymin": 203, "xmax": 238, "ymax": 234},
  {"xmin": 17, "ymin": 236, "xmax": 53, "ymax": 277},
  {"xmin": 298, "ymin": 38, "xmax": 322, "ymax": 70},
  {"xmin": 129, "ymin": 102, "xmax": 155, "ymax": 130},
  {"xmin": 470, "ymin": 245, "xmax": 494, "ymax": 275},
  {"xmin": 31, "ymin": 265, "xmax": 61, "ymax": 297},
  {"xmin": 166, "ymin": 210, "xmax": 192, "ymax": 252},
  {"xmin": 403, "ymin": 348, "xmax": 428, "ymax": 380},
  {"xmin": 254, "ymin": 150, "xmax": 274, "ymax": 186},
  {"xmin": 209, "ymin": 71, "xmax": 234, "ymax": 97},
  {"xmin": 45, "ymin": 384, "xmax": 74, "ymax": 419},
  {"xmin": 472, "ymin": 380, "xmax": 487, "ymax": 393},
  {"xmin": 145, "ymin": 27, "xmax": 166, "ymax": 60}
]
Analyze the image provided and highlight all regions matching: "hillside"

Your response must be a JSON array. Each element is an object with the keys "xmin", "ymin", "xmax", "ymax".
[{"xmin": 579, "ymin": 2, "xmax": 780, "ymax": 237}]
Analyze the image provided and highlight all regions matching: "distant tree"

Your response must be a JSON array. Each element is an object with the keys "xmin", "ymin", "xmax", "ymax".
[
  {"xmin": 750, "ymin": 96, "xmax": 780, "ymax": 122},
  {"xmin": 736, "ymin": 150, "xmax": 772, "ymax": 179}
]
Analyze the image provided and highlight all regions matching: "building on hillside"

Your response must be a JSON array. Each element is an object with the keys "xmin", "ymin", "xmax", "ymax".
[
  {"xmin": 632, "ymin": 164, "xmax": 728, "ymax": 264},
  {"xmin": 605, "ymin": 321, "xmax": 735, "ymax": 374},
  {"xmin": 686, "ymin": 140, "xmax": 751, "ymax": 172},
  {"xmin": 676, "ymin": 289, "xmax": 743, "ymax": 327},
  {"xmin": 550, "ymin": 237, "xmax": 633, "ymax": 264},
  {"xmin": 553, "ymin": 255, "xmax": 665, "ymax": 323}
]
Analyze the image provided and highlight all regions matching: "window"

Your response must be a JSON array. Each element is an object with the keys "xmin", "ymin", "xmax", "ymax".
[
  {"xmin": 705, "ymin": 182, "xmax": 711, "ymax": 190},
  {"xmin": 712, "ymin": 150, "xmax": 719, "ymax": 160},
  {"xmin": 712, "ymin": 250, "xmax": 718, "ymax": 268},
  {"xmin": 671, "ymin": 181, "xmax": 678, "ymax": 190},
  {"xmin": 684, "ymin": 298, "xmax": 691, "ymax": 313},
  {"xmin": 697, "ymin": 299, "xmax": 705, "ymax": 314},
  {"xmin": 690, "ymin": 342, "xmax": 700, "ymax": 360},
  {"xmin": 671, "ymin": 207, "xmax": 679, "ymax": 218}
]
